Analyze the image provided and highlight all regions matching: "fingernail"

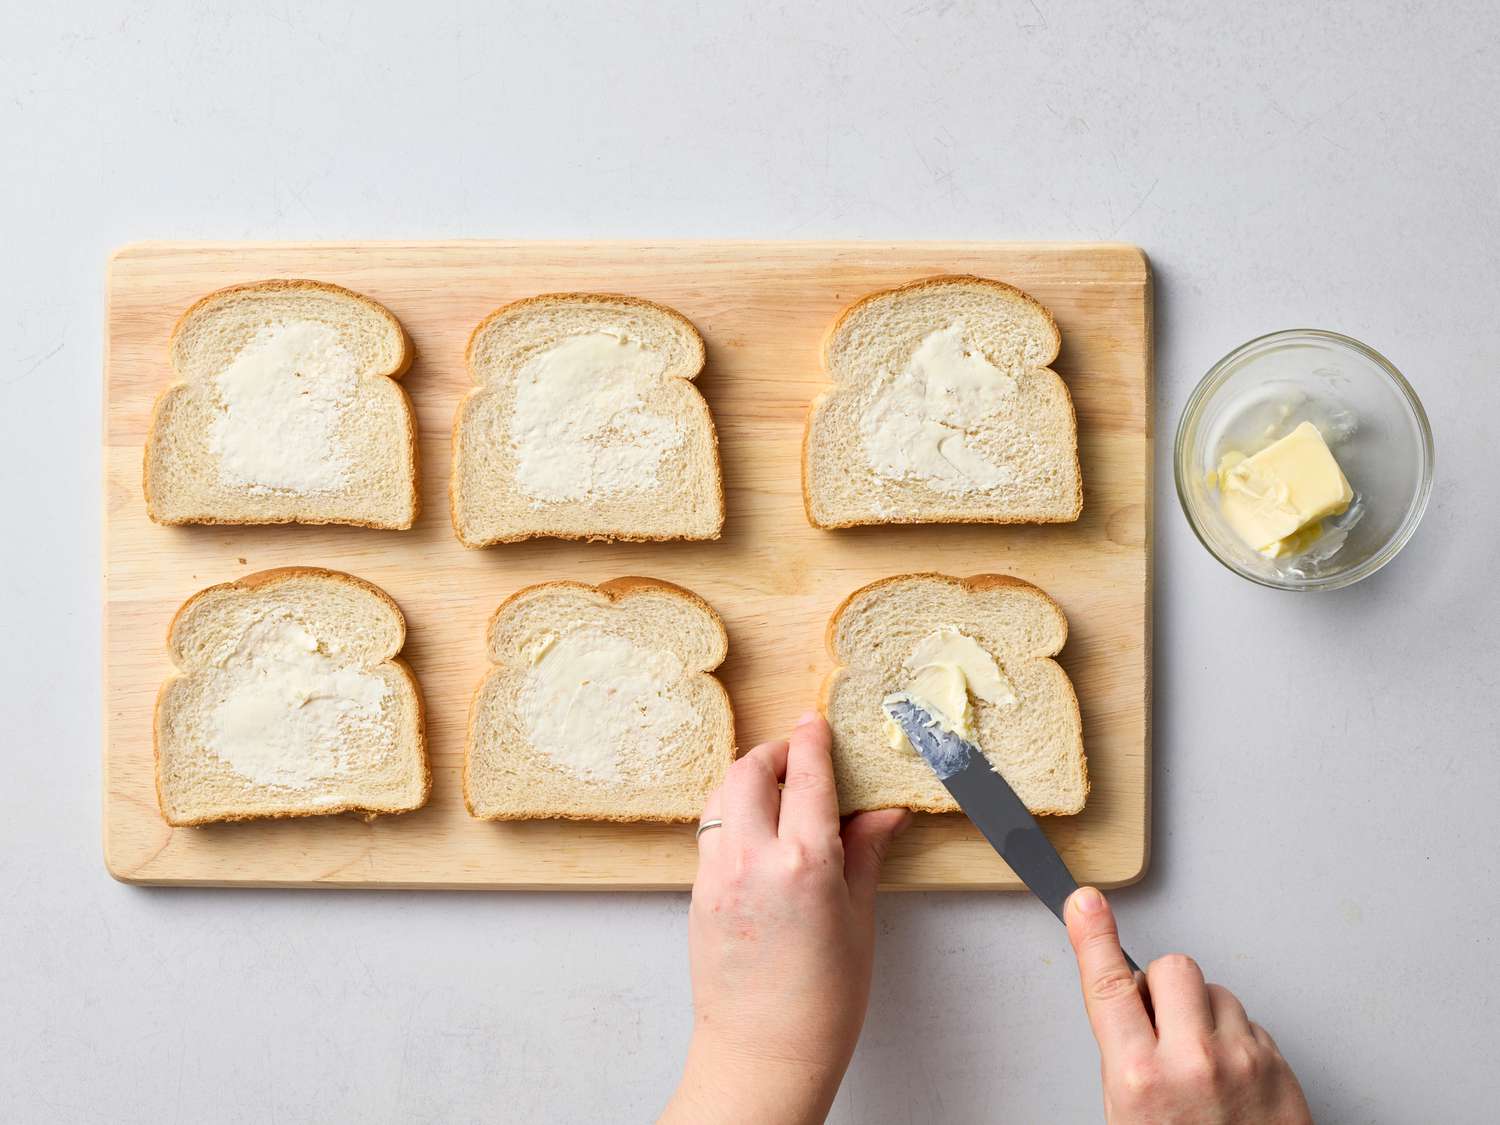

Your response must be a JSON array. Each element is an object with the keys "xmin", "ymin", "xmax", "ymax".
[
  {"xmin": 797, "ymin": 710, "xmax": 821, "ymax": 727},
  {"xmin": 1073, "ymin": 887, "xmax": 1105, "ymax": 914}
]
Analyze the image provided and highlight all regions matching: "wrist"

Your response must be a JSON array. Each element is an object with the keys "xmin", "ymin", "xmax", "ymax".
[{"xmin": 663, "ymin": 1031, "xmax": 846, "ymax": 1125}]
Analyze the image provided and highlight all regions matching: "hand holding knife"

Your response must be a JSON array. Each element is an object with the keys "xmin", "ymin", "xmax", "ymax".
[{"xmin": 882, "ymin": 696, "xmax": 1142, "ymax": 973}]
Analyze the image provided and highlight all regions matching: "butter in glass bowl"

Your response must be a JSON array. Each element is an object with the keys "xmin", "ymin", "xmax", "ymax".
[{"xmin": 1175, "ymin": 329, "xmax": 1432, "ymax": 591}]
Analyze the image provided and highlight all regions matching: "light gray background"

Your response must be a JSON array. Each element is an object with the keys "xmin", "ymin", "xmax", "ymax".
[{"xmin": 4, "ymin": 2, "xmax": 1497, "ymax": 1121}]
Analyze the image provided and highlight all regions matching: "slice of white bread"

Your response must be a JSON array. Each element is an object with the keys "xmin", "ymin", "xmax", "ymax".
[
  {"xmin": 822, "ymin": 572, "xmax": 1087, "ymax": 816},
  {"xmin": 803, "ymin": 275, "xmax": 1082, "ymax": 528},
  {"xmin": 450, "ymin": 294, "xmax": 724, "ymax": 546},
  {"xmin": 154, "ymin": 567, "xmax": 429, "ymax": 826},
  {"xmin": 464, "ymin": 577, "xmax": 735, "ymax": 822},
  {"xmin": 144, "ymin": 279, "xmax": 418, "ymax": 528}
]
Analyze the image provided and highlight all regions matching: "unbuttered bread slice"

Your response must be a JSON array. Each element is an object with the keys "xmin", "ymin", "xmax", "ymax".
[
  {"xmin": 822, "ymin": 572, "xmax": 1087, "ymax": 816},
  {"xmin": 154, "ymin": 568, "xmax": 429, "ymax": 826},
  {"xmin": 464, "ymin": 578, "xmax": 734, "ymax": 822},
  {"xmin": 450, "ymin": 294, "xmax": 724, "ymax": 546},
  {"xmin": 803, "ymin": 275, "xmax": 1081, "ymax": 528},
  {"xmin": 144, "ymin": 279, "xmax": 418, "ymax": 528}
]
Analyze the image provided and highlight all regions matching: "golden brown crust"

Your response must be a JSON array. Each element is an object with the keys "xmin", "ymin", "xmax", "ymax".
[
  {"xmin": 390, "ymin": 653, "xmax": 432, "ymax": 811},
  {"xmin": 144, "ymin": 279, "xmax": 419, "ymax": 529},
  {"xmin": 821, "ymin": 274, "xmax": 1061, "ymax": 370},
  {"xmin": 463, "ymin": 575, "xmax": 736, "ymax": 823},
  {"xmin": 820, "ymin": 571, "xmax": 1062, "ymax": 658},
  {"xmin": 807, "ymin": 507, "xmax": 1083, "ymax": 531},
  {"xmin": 595, "ymin": 574, "xmax": 728, "ymax": 627},
  {"xmin": 818, "ymin": 570, "xmax": 1087, "ymax": 816},
  {"xmin": 455, "ymin": 524, "xmax": 723, "ymax": 548},
  {"xmin": 480, "ymin": 575, "xmax": 730, "ymax": 655},
  {"xmin": 171, "ymin": 278, "xmax": 414, "ymax": 381},
  {"xmin": 449, "ymin": 293, "xmax": 724, "ymax": 548},
  {"xmin": 462, "ymin": 291, "xmax": 706, "ymax": 374},
  {"xmin": 154, "ymin": 567, "xmax": 429, "ymax": 828},
  {"xmin": 164, "ymin": 565, "xmax": 408, "ymax": 650},
  {"xmin": 466, "ymin": 808, "xmax": 703, "ymax": 825},
  {"xmin": 801, "ymin": 273, "xmax": 1082, "ymax": 530}
]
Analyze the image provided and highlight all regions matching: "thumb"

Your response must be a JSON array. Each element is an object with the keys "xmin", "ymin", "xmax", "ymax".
[
  {"xmin": 1065, "ymin": 887, "xmax": 1155, "ymax": 1057},
  {"xmin": 841, "ymin": 808, "xmax": 910, "ymax": 908}
]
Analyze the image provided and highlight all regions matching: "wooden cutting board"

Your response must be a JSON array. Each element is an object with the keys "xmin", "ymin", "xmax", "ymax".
[{"xmin": 104, "ymin": 241, "xmax": 1151, "ymax": 890}]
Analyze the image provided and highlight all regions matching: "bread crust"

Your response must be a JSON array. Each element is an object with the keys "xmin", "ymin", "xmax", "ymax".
[
  {"xmin": 818, "ymin": 571, "xmax": 1088, "ymax": 816},
  {"xmin": 449, "ymin": 293, "xmax": 725, "ymax": 547},
  {"xmin": 462, "ymin": 575, "xmax": 736, "ymax": 823},
  {"xmin": 801, "ymin": 274, "xmax": 1082, "ymax": 529},
  {"xmin": 461, "ymin": 292, "xmax": 706, "ymax": 375},
  {"xmin": 154, "ymin": 567, "xmax": 430, "ymax": 827},
  {"xmin": 143, "ymin": 279, "xmax": 420, "ymax": 530},
  {"xmin": 821, "ymin": 274, "xmax": 1061, "ymax": 370}
]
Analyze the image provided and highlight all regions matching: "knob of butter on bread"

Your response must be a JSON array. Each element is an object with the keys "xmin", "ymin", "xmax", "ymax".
[
  {"xmin": 880, "ymin": 625, "xmax": 1016, "ymax": 749},
  {"xmin": 822, "ymin": 573, "xmax": 1087, "ymax": 817}
]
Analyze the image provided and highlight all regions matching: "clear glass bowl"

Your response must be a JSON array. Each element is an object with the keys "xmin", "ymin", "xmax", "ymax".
[{"xmin": 1174, "ymin": 329, "xmax": 1434, "ymax": 591}]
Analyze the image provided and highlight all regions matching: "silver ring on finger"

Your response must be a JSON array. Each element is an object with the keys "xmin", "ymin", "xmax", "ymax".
[{"xmin": 695, "ymin": 818, "xmax": 724, "ymax": 840}]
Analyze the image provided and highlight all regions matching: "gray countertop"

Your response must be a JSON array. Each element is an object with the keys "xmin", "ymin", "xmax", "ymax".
[{"xmin": 4, "ymin": 3, "xmax": 1497, "ymax": 1121}]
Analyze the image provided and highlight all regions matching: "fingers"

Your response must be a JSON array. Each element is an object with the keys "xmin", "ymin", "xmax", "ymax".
[
  {"xmin": 1250, "ymin": 1021, "xmax": 1282, "ymax": 1056},
  {"xmin": 841, "ymin": 808, "xmax": 909, "ymax": 908},
  {"xmin": 1066, "ymin": 888, "xmax": 1157, "ymax": 1058},
  {"xmin": 778, "ymin": 713, "xmax": 841, "ymax": 842},
  {"xmin": 1145, "ymin": 954, "xmax": 1213, "ymax": 1040},
  {"xmin": 1206, "ymin": 983, "xmax": 1251, "ymax": 1036},
  {"xmin": 721, "ymin": 740, "xmax": 789, "ymax": 846},
  {"xmin": 695, "ymin": 783, "xmax": 725, "ymax": 861}
]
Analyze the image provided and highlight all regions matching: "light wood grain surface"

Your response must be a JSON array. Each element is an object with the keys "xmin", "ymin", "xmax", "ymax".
[{"xmin": 103, "ymin": 241, "xmax": 1151, "ymax": 889}]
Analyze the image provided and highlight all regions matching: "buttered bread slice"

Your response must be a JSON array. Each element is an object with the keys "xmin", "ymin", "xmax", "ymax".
[
  {"xmin": 144, "ymin": 279, "xmax": 418, "ymax": 528},
  {"xmin": 464, "ymin": 578, "xmax": 735, "ymax": 822},
  {"xmin": 450, "ymin": 294, "xmax": 724, "ymax": 546},
  {"xmin": 154, "ymin": 568, "xmax": 429, "ymax": 826},
  {"xmin": 803, "ymin": 275, "xmax": 1082, "ymax": 528},
  {"xmin": 822, "ymin": 572, "xmax": 1087, "ymax": 816}
]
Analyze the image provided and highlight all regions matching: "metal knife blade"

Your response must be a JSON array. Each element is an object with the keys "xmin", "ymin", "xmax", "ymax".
[{"xmin": 885, "ymin": 697, "xmax": 1140, "ymax": 973}]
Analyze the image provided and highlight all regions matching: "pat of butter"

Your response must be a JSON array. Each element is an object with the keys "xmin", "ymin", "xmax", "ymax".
[
  {"xmin": 1215, "ymin": 421, "xmax": 1354, "ymax": 557},
  {"xmin": 881, "ymin": 626, "xmax": 1016, "ymax": 750},
  {"xmin": 521, "ymin": 631, "xmax": 558, "ymax": 665}
]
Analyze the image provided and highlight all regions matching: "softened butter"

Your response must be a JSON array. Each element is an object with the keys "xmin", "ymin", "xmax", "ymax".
[
  {"xmin": 518, "ymin": 626, "xmax": 694, "ymax": 781},
  {"xmin": 207, "ymin": 616, "xmax": 392, "ymax": 789},
  {"xmin": 509, "ymin": 330, "xmax": 684, "ymax": 505},
  {"xmin": 881, "ymin": 625, "xmax": 1016, "ymax": 749},
  {"xmin": 860, "ymin": 320, "xmax": 1018, "ymax": 493},
  {"xmin": 208, "ymin": 321, "xmax": 359, "ymax": 493},
  {"xmin": 1214, "ymin": 421, "xmax": 1354, "ymax": 557}
]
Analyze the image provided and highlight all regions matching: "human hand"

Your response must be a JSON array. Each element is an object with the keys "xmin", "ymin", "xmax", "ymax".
[
  {"xmin": 660, "ymin": 713, "xmax": 909, "ymax": 1125},
  {"xmin": 1066, "ymin": 887, "xmax": 1313, "ymax": 1124}
]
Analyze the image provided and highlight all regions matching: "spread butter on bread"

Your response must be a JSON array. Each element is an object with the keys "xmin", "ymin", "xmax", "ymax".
[
  {"xmin": 154, "ymin": 568, "xmax": 429, "ymax": 826},
  {"xmin": 464, "ymin": 578, "xmax": 734, "ymax": 822},
  {"xmin": 451, "ymin": 294, "xmax": 724, "ymax": 546},
  {"xmin": 144, "ymin": 279, "xmax": 418, "ymax": 528},
  {"xmin": 822, "ymin": 572, "xmax": 1087, "ymax": 816},
  {"xmin": 803, "ymin": 275, "xmax": 1082, "ymax": 528}
]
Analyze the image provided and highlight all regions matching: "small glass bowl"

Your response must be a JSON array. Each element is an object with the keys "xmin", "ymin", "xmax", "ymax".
[{"xmin": 1174, "ymin": 329, "xmax": 1433, "ymax": 591}]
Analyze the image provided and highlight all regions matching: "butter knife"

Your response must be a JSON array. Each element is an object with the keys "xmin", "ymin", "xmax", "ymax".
[{"xmin": 884, "ymin": 697, "xmax": 1141, "ymax": 973}]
